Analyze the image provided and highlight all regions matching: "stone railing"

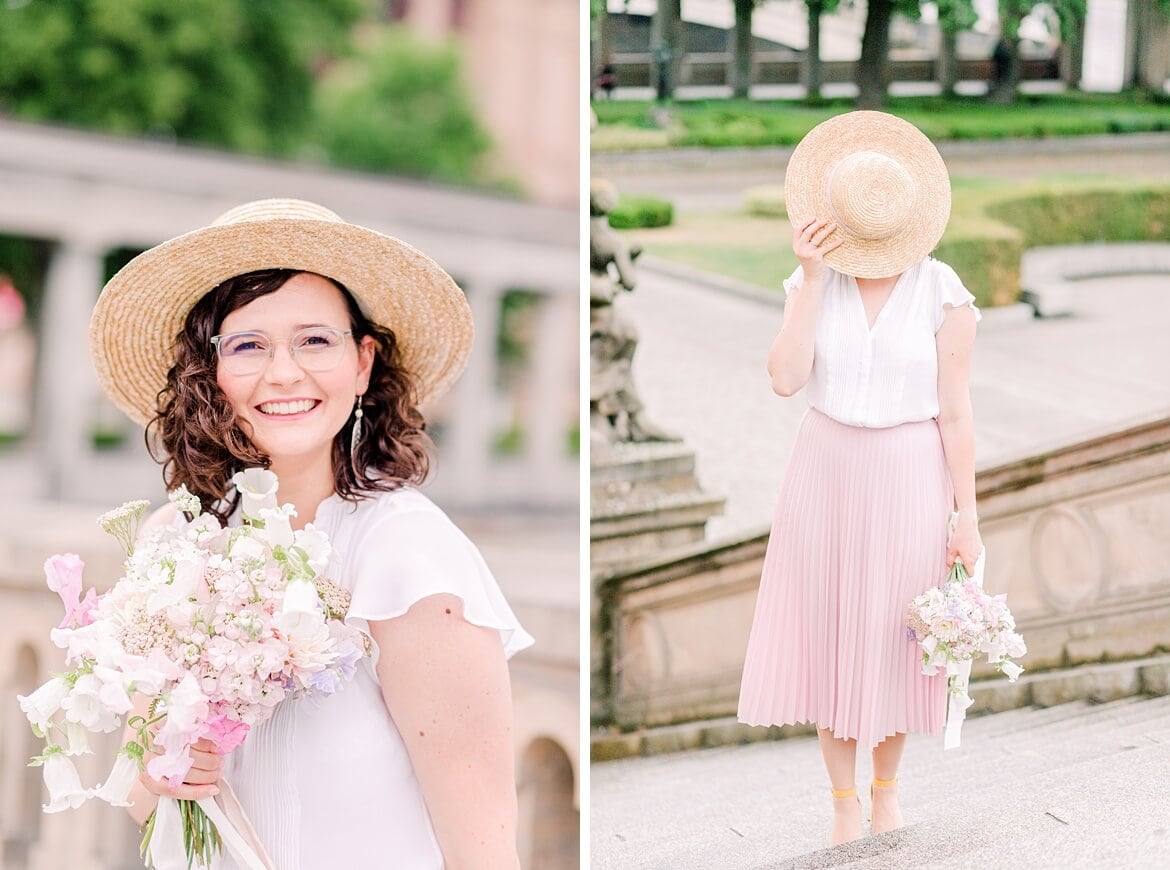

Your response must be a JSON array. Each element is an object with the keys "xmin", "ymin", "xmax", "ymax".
[{"xmin": 599, "ymin": 413, "xmax": 1170, "ymax": 729}]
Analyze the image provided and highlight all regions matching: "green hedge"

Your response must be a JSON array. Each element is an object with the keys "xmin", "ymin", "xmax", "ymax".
[
  {"xmin": 940, "ymin": 185, "xmax": 1170, "ymax": 306},
  {"xmin": 608, "ymin": 195, "xmax": 674, "ymax": 229}
]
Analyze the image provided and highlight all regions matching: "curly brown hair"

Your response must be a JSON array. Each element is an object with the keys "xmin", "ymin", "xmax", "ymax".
[{"xmin": 146, "ymin": 269, "xmax": 433, "ymax": 522}]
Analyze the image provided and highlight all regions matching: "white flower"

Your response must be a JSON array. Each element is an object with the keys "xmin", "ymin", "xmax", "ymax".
[
  {"xmin": 167, "ymin": 484, "xmax": 202, "ymax": 517},
  {"xmin": 18, "ymin": 676, "xmax": 70, "ymax": 735},
  {"xmin": 230, "ymin": 533, "xmax": 267, "ymax": 562},
  {"xmin": 63, "ymin": 720, "xmax": 91, "ymax": 756},
  {"xmin": 91, "ymin": 750, "xmax": 138, "ymax": 807},
  {"xmin": 233, "ymin": 468, "xmax": 279, "ymax": 520},
  {"xmin": 293, "ymin": 524, "xmax": 332, "ymax": 575},
  {"xmin": 59, "ymin": 674, "xmax": 121, "ymax": 733},
  {"xmin": 97, "ymin": 500, "xmax": 151, "ymax": 556},
  {"xmin": 41, "ymin": 751, "xmax": 90, "ymax": 813},
  {"xmin": 145, "ymin": 554, "xmax": 202, "ymax": 615},
  {"xmin": 1000, "ymin": 660, "xmax": 1024, "ymax": 681},
  {"xmin": 259, "ymin": 504, "xmax": 297, "ymax": 549},
  {"xmin": 282, "ymin": 577, "xmax": 321, "ymax": 617}
]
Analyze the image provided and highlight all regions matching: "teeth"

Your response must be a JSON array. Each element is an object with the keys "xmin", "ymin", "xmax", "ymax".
[{"xmin": 258, "ymin": 400, "xmax": 316, "ymax": 416}]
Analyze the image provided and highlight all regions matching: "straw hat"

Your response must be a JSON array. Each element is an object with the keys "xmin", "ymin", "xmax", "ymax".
[
  {"xmin": 89, "ymin": 198, "xmax": 472, "ymax": 426},
  {"xmin": 783, "ymin": 111, "xmax": 951, "ymax": 279}
]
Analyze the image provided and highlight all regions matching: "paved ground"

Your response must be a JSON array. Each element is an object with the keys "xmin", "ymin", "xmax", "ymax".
[
  {"xmin": 622, "ymin": 267, "xmax": 1170, "ymax": 544},
  {"xmin": 591, "ymin": 695, "xmax": 1170, "ymax": 869}
]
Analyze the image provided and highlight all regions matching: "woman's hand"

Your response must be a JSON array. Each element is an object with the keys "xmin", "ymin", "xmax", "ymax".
[
  {"xmin": 138, "ymin": 737, "xmax": 222, "ymax": 802},
  {"xmin": 946, "ymin": 512, "xmax": 983, "ymax": 573},
  {"xmin": 793, "ymin": 217, "xmax": 844, "ymax": 281}
]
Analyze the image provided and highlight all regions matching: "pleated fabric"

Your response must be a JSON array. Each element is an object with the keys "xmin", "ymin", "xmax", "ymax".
[{"xmin": 737, "ymin": 407, "xmax": 951, "ymax": 750}]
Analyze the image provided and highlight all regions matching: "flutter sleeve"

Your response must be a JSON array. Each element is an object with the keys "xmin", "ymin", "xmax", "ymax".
[
  {"xmin": 782, "ymin": 264, "xmax": 804, "ymax": 298},
  {"xmin": 933, "ymin": 259, "xmax": 982, "ymax": 333},
  {"xmin": 346, "ymin": 508, "xmax": 535, "ymax": 666}
]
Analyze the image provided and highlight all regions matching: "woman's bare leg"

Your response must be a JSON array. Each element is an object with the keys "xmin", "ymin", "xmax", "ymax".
[
  {"xmin": 870, "ymin": 732, "xmax": 906, "ymax": 834},
  {"xmin": 817, "ymin": 726, "xmax": 862, "ymax": 845}
]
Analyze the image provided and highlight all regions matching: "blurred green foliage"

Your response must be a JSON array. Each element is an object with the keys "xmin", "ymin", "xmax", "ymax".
[
  {"xmin": 608, "ymin": 195, "xmax": 674, "ymax": 229},
  {"xmin": 0, "ymin": 1, "xmax": 492, "ymax": 185},
  {"xmin": 592, "ymin": 92, "xmax": 1170, "ymax": 151},
  {"xmin": 0, "ymin": 0, "xmax": 366, "ymax": 154},
  {"xmin": 311, "ymin": 27, "xmax": 490, "ymax": 184}
]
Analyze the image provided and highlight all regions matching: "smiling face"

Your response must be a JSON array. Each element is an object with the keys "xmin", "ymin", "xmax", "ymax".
[{"xmin": 214, "ymin": 272, "xmax": 375, "ymax": 473}]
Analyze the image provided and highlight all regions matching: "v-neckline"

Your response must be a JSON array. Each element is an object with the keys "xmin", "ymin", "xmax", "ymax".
[{"xmin": 850, "ymin": 270, "xmax": 906, "ymax": 334}]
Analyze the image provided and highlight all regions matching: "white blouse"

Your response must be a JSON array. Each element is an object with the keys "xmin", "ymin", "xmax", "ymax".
[
  {"xmin": 783, "ymin": 257, "xmax": 981, "ymax": 429},
  {"xmin": 219, "ymin": 487, "xmax": 535, "ymax": 869}
]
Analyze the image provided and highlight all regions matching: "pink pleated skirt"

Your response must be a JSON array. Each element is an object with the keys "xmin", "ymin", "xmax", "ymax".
[{"xmin": 737, "ymin": 407, "xmax": 951, "ymax": 750}]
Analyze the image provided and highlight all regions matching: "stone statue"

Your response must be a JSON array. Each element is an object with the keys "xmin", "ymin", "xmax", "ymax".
[{"xmin": 590, "ymin": 179, "xmax": 678, "ymax": 448}]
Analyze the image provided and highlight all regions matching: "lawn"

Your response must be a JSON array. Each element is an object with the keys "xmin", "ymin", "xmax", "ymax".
[{"xmin": 592, "ymin": 91, "xmax": 1170, "ymax": 152}]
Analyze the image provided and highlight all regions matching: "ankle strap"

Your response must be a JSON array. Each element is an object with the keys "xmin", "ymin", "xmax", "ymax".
[
  {"xmin": 830, "ymin": 785, "xmax": 857, "ymax": 798},
  {"xmin": 872, "ymin": 776, "xmax": 897, "ymax": 788}
]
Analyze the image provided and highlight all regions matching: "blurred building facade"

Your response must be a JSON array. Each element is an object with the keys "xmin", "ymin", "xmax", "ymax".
[
  {"xmin": 395, "ymin": 0, "xmax": 580, "ymax": 207},
  {"xmin": 0, "ymin": 119, "xmax": 580, "ymax": 869}
]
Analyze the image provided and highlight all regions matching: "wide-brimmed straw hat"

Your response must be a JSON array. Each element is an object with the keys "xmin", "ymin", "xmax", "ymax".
[
  {"xmin": 784, "ymin": 111, "xmax": 951, "ymax": 278},
  {"xmin": 90, "ymin": 198, "xmax": 472, "ymax": 426}
]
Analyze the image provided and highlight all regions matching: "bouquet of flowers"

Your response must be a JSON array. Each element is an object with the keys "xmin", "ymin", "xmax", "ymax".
[
  {"xmin": 17, "ymin": 469, "xmax": 367, "ymax": 869},
  {"xmin": 906, "ymin": 547, "xmax": 1026, "ymax": 748}
]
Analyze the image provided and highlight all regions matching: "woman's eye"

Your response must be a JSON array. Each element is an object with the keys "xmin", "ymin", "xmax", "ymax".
[{"xmin": 225, "ymin": 338, "xmax": 266, "ymax": 354}]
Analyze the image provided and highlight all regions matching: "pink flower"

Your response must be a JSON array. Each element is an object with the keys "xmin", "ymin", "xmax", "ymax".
[
  {"xmin": 44, "ymin": 554, "xmax": 91, "ymax": 628},
  {"xmin": 202, "ymin": 714, "xmax": 250, "ymax": 754}
]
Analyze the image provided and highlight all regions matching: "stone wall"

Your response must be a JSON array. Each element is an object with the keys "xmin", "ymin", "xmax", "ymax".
[{"xmin": 601, "ymin": 414, "xmax": 1170, "ymax": 729}]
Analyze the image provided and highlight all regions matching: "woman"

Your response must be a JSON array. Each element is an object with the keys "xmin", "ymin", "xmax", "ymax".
[
  {"xmin": 736, "ymin": 112, "xmax": 983, "ymax": 846},
  {"xmin": 91, "ymin": 198, "xmax": 534, "ymax": 868}
]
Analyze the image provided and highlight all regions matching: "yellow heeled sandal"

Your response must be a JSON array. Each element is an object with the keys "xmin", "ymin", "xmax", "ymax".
[
  {"xmin": 870, "ymin": 776, "xmax": 901, "ymax": 834},
  {"xmin": 829, "ymin": 784, "xmax": 862, "ymax": 845}
]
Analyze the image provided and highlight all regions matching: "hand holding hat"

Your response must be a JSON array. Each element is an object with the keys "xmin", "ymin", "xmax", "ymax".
[{"xmin": 784, "ymin": 111, "xmax": 952, "ymax": 279}]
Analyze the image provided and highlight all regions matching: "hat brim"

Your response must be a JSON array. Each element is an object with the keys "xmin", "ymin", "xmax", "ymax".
[
  {"xmin": 784, "ymin": 111, "xmax": 951, "ymax": 279},
  {"xmin": 90, "ymin": 218, "xmax": 472, "ymax": 427}
]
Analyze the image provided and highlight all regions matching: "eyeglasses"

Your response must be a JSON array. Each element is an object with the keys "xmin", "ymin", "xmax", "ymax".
[{"xmin": 210, "ymin": 327, "xmax": 353, "ymax": 376}]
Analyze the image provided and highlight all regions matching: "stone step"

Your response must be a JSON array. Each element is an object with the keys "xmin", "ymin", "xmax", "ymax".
[
  {"xmin": 591, "ymin": 440, "xmax": 700, "ymax": 484},
  {"xmin": 591, "ymin": 488, "xmax": 726, "ymax": 533}
]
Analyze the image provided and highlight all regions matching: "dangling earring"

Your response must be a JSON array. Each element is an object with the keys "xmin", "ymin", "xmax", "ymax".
[{"xmin": 349, "ymin": 394, "xmax": 364, "ymax": 473}]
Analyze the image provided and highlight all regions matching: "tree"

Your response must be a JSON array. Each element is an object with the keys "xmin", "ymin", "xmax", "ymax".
[
  {"xmin": 0, "ymin": 0, "xmax": 364, "ymax": 155},
  {"xmin": 311, "ymin": 27, "xmax": 490, "ymax": 184},
  {"xmin": 1128, "ymin": 0, "xmax": 1170, "ymax": 94},
  {"xmin": 652, "ymin": 0, "xmax": 683, "ymax": 101},
  {"xmin": 988, "ymin": 0, "xmax": 1085, "ymax": 105},
  {"xmin": 856, "ymin": 0, "xmax": 920, "ymax": 109},
  {"xmin": 800, "ymin": 0, "xmax": 845, "ymax": 102},
  {"xmin": 731, "ymin": 0, "xmax": 757, "ymax": 99},
  {"xmin": 935, "ymin": 0, "xmax": 978, "ymax": 96}
]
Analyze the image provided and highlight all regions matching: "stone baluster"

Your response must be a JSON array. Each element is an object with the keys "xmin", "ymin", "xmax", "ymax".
[
  {"xmin": 525, "ymin": 289, "xmax": 578, "ymax": 496},
  {"xmin": 35, "ymin": 239, "xmax": 105, "ymax": 500},
  {"xmin": 443, "ymin": 280, "xmax": 503, "ymax": 500}
]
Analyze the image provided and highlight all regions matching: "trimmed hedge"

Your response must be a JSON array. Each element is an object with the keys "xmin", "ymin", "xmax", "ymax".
[
  {"xmin": 608, "ymin": 195, "xmax": 674, "ymax": 229},
  {"xmin": 940, "ymin": 185, "xmax": 1170, "ymax": 306}
]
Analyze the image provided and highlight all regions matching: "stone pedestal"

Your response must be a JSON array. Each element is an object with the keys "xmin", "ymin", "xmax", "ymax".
[
  {"xmin": 590, "ymin": 440, "xmax": 724, "ymax": 723},
  {"xmin": 591, "ymin": 441, "xmax": 725, "ymax": 570}
]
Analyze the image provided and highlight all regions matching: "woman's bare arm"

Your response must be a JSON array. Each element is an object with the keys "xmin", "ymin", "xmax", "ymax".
[
  {"xmin": 370, "ymin": 594, "xmax": 520, "ymax": 870},
  {"xmin": 936, "ymin": 303, "xmax": 983, "ymax": 570},
  {"xmin": 768, "ymin": 217, "xmax": 842, "ymax": 396}
]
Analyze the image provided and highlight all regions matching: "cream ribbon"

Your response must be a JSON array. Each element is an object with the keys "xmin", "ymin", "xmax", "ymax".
[
  {"xmin": 146, "ymin": 779, "xmax": 274, "ymax": 870},
  {"xmin": 942, "ymin": 531, "xmax": 987, "ymax": 751}
]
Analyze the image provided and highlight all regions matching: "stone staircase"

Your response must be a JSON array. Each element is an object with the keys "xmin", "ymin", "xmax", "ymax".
[{"xmin": 591, "ymin": 695, "xmax": 1170, "ymax": 869}]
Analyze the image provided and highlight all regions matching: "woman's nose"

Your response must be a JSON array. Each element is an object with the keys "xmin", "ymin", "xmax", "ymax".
[{"xmin": 262, "ymin": 340, "xmax": 305, "ymax": 384}]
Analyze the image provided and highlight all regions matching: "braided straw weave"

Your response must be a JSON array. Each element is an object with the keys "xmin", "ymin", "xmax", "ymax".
[
  {"xmin": 783, "ymin": 111, "xmax": 952, "ymax": 279},
  {"xmin": 89, "ymin": 199, "xmax": 473, "ymax": 426}
]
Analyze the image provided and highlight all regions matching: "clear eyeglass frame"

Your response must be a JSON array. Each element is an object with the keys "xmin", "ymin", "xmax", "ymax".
[{"xmin": 209, "ymin": 326, "xmax": 354, "ymax": 376}]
